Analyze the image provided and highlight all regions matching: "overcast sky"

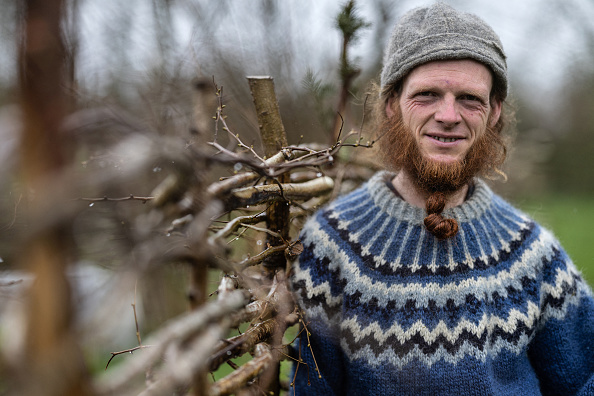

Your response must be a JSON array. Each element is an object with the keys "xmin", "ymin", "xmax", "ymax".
[
  {"xmin": 169, "ymin": 0, "xmax": 593, "ymax": 98},
  {"xmin": 3, "ymin": 0, "xmax": 593, "ymax": 105},
  {"xmin": 164, "ymin": 0, "xmax": 594, "ymax": 93}
]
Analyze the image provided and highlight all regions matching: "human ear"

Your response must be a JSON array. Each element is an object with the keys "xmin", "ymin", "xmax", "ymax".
[
  {"xmin": 385, "ymin": 96, "xmax": 398, "ymax": 118},
  {"xmin": 489, "ymin": 99, "xmax": 502, "ymax": 127}
]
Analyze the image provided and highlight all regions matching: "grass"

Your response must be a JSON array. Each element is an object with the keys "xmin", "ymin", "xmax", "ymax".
[{"xmin": 516, "ymin": 194, "xmax": 594, "ymax": 287}]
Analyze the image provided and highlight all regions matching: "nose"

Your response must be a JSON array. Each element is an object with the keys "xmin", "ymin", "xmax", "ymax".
[{"xmin": 434, "ymin": 96, "xmax": 461, "ymax": 127}]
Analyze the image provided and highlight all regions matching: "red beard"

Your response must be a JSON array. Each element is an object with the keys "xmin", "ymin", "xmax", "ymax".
[
  {"xmin": 379, "ymin": 107, "xmax": 504, "ymax": 194},
  {"xmin": 378, "ymin": 106, "xmax": 506, "ymax": 239}
]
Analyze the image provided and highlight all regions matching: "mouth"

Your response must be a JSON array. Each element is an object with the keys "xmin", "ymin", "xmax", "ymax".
[{"xmin": 428, "ymin": 135, "xmax": 463, "ymax": 143}]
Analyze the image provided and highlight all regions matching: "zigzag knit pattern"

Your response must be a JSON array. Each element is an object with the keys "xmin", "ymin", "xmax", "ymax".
[{"xmin": 290, "ymin": 171, "xmax": 594, "ymax": 396}]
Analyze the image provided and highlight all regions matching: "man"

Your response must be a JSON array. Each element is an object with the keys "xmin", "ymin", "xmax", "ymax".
[{"xmin": 290, "ymin": 3, "xmax": 594, "ymax": 395}]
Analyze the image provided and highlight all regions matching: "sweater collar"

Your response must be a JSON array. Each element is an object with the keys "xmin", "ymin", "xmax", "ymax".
[{"xmin": 367, "ymin": 171, "xmax": 494, "ymax": 223}]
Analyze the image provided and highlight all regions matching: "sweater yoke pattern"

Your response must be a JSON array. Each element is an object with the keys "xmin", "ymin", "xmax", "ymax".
[{"xmin": 291, "ymin": 171, "xmax": 589, "ymax": 371}]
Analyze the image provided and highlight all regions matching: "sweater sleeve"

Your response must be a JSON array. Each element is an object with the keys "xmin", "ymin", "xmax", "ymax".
[
  {"xmin": 289, "ymin": 212, "xmax": 348, "ymax": 395},
  {"xmin": 528, "ymin": 245, "xmax": 594, "ymax": 396}
]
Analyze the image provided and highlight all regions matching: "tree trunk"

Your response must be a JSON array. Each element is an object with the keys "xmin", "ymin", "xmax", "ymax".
[{"xmin": 16, "ymin": 0, "xmax": 93, "ymax": 395}]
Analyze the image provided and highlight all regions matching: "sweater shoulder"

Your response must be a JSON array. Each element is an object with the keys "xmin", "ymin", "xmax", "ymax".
[{"xmin": 300, "ymin": 177, "xmax": 378, "ymax": 234}]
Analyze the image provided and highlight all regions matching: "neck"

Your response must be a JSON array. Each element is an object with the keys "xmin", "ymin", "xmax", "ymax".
[{"xmin": 391, "ymin": 171, "xmax": 469, "ymax": 209}]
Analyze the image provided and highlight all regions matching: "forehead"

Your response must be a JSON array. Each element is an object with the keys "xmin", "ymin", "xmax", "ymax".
[{"xmin": 402, "ymin": 59, "xmax": 493, "ymax": 94}]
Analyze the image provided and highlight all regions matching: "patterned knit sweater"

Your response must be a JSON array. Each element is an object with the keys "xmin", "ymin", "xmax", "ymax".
[{"xmin": 290, "ymin": 171, "xmax": 594, "ymax": 396}]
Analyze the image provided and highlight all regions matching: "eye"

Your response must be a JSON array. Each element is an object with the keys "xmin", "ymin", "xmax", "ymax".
[
  {"xmin": 459, "ymin": 94, "xmax": 485, "ymax": 104},
  {"xmin": 413, "ymin": 91, "xmax": 437, "ymax": 101}
]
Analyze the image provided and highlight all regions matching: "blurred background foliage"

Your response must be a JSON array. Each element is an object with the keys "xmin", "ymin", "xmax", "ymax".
[{"xmin": 0, "ymin": 0, "xmax": 593, "ymax": 381}]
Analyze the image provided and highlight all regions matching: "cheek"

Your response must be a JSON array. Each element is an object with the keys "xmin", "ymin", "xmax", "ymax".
[
  {"xmin": 402, "ymin": 105, "xmax": 432, "ymax": 130},
  {"xmin": 464, "ymin": 113, "xmax": 490, "ymax": 136},
  {"xmin": 469, "ymin": 125, "xmax": 490, "ymax": 144}
]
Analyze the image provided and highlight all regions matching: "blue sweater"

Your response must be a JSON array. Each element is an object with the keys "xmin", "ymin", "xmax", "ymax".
[{"xmin": 290, "ymin": 171, "xmax": 594, "ymax": 396}]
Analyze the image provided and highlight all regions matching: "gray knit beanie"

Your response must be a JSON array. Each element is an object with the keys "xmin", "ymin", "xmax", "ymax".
[{"xmin": 380, "ymin": 2, "xmax": 507, "ymax": 99}]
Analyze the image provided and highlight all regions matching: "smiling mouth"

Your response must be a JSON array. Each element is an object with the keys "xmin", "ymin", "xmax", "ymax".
[{"xmin": 429, "ymin": 135, "xmax": 461, "ymax": 143}]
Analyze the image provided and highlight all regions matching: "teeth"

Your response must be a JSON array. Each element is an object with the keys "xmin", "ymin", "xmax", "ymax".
[{"xmin": 434, "ymin": 136, "xmax": 458, "ymax": 143}]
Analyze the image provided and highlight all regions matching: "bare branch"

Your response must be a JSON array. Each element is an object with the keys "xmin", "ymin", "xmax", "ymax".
[
  {"xmin": 77, "ymin": 195, "xmax": 154, "ymax": 204},
  {"xmin": 228, "ymin": 177, "xmax": 334, "ymax": 209},
  {"xmin": 242, "ymin": 224, "xmax": 283, "ymax": 239},
  {"xmin": 105, "ymin": 345, "xmax": 154, "ymax": 371},
  {"xmin": 208, "ymin": 212, "xmax": 267, "ymax": 243},
  {"xmin": 227, "ymin": 270, "xmax": 293, "ymax": 328},
  {"xmin": 95, "ymin": 290, "xmax": 248, "ymax": 395},
  {"xmin": 138, "ymin": 322, "xmax": 227, "ymax": 396},
  {"xmin": 206, "ymin": 149, "xmax": 293, "ymax": 198},
  {"xmin": 208, "ymin": 343, "xmax": 273, "ymax": 396},
  {"xmin": 238, "ymin": 243, "xmax": 290, "ymax": 270},
  {"xmin": 208, "ymin": 318, "xmax": 278, "ymax": 372},
  {"xmin": 133, "ymin": 282, "xmax": 142, "ymax": 346}
]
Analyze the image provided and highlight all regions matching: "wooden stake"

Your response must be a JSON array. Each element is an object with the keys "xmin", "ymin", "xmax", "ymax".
[
  {"xmin": 247, "ymin": 77, "xmax": 290, "ymax": 274},
  {"xmin": 246, "ymin": 76, "xmax": 290, "ymax": 396}
]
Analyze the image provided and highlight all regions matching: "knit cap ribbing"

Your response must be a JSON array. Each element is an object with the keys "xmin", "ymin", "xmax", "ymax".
[{"xmin": 380, "ymin": 2, "xmax": 507, "ymax": 98}]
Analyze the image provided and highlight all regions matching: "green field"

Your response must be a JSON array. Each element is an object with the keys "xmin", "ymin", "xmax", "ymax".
[{"xmin": 516, "ymin": 195, "xmax": 594, "ymax": 287}]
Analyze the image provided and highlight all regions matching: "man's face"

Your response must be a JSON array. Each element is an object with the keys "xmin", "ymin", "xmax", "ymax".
[{"xmin": 387, "ymin": 59, "xmax": 502, "ymax": 165}]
